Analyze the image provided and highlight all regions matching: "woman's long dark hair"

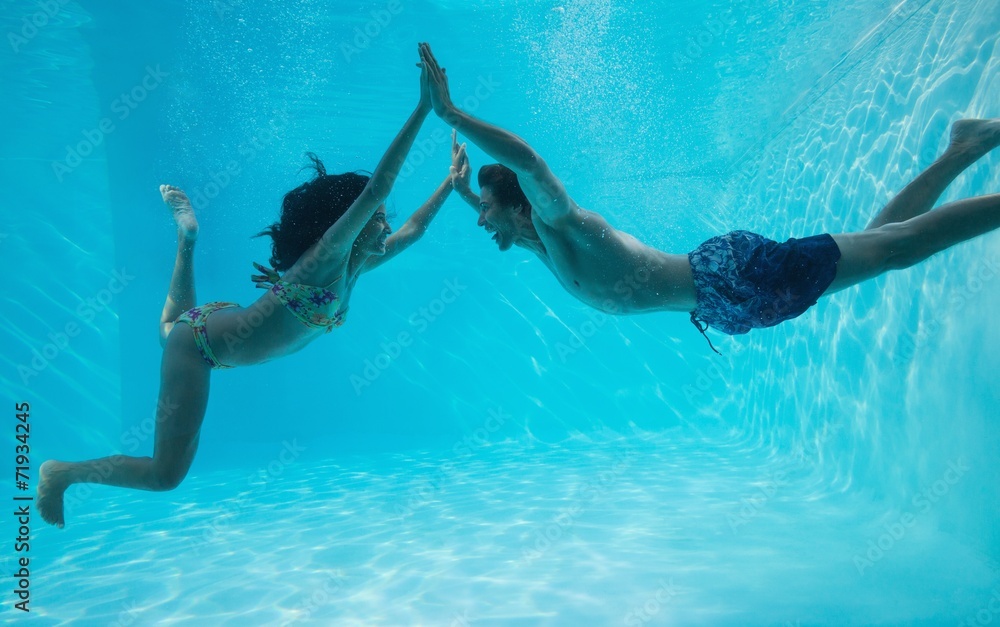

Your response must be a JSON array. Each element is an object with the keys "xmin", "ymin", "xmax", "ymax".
[{"xmin": 257, "ymin": 153, "xmax": 370, "ymax": 271}]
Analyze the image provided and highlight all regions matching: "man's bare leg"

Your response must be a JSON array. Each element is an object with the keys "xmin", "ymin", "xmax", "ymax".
[
  {"xmin": 160, "ymin": 185, "xmax": 199, "ymax": 346},
  {"xmin": 829, "ymin": 193, "xmax": 1000, "ymax": 293},
  {"xmin": 37, "ymin": 329, "xmax": 211, "ymax": 528},
  {"xmin": 866, "ymin": 119, "xmax": 1000, "ymax": 230}
]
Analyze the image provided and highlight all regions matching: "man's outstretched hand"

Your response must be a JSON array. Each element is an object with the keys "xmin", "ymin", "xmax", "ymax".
[
  {"xmin": 450, "ymin": 130, "xmax": 471, "ymax": 193},
  {"xmin": 416, "ymin": 45, "xmax": 431, "ymax": 114},
  {"xmin": 419, "ymin": 42, "xmax": 454, "ymax": 120}
]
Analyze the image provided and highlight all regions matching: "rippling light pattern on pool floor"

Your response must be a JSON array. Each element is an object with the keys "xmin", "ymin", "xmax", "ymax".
[{"xmin": 29, "ymin": 432, "xmax": 999, "ymax": 625}]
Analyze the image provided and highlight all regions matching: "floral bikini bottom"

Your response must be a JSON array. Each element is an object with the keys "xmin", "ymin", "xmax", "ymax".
[{"xmin": 173, "ymin": 263, "xmax": 350, "ymax": 370}]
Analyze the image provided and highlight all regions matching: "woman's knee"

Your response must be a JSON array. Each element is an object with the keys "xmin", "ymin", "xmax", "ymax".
[{"xmin": 149, "ymin": 464, "xmax": 187, "ymax": 491}]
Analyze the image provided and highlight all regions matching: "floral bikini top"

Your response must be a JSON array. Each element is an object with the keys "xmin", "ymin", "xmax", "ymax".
[{"xmin": 252, "ymin": 262, "xmax": 348, "ymax": 332}]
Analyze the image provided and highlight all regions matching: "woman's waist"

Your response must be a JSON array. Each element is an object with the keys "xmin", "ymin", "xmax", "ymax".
[{"xmin": 203, "ymin": 296, "xmax": 325, "ymax": 366}]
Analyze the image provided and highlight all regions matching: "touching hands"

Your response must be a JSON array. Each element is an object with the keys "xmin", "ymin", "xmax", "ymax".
[
  {"xmin": 418, "ymin": 42, "xmax": 454, "ymax": 119},
  {"xmin": 450, "ymin": 130, "xmax": 471, "ymax": 193}
]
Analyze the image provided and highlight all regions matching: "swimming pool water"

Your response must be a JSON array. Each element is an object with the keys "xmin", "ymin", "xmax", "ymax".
[{"xmin": 3, "ymin": 0, "xmax": 999, "ymax": 624}]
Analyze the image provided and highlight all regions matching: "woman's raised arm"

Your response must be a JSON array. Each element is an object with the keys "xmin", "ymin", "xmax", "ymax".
[{"xmin": 310, "ymin": 50, "xmax": 433, "ymax": 262}]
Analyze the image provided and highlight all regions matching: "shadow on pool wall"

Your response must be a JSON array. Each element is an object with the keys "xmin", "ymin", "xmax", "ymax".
[
  {"xmin": 714, "ymin": 0, "xmax": 1000, "ymax": 559},
  {"xmin": 1, "ymin": 1, "xmax": 123, "ymax": 464}
]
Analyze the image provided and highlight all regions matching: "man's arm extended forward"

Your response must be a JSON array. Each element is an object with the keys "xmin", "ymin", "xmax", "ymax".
[
  {"xmin": 419, "ymin": 42, "xmax": 576, "ymax": 226},
  {"xmin": 450, "ymin": 130, "xmax": 481, "ymax": 211}
]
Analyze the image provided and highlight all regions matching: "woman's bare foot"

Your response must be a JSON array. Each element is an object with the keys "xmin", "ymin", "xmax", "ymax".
[
  {"xmin": 37, "ymin": 460, "xmax": 70, "ymax": 528},
  {"xmin": 948, "ymin": 118, "xmax": 1000, "ymax": 157},
  {"xmin": 160, "ymin": 184, "xmax": 199, "ymax": 243}
]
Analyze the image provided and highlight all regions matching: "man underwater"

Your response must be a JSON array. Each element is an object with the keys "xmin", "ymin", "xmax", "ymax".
[{"xmin": 421, "ymin": 43, "xmax": 1000, "ymax": 352}]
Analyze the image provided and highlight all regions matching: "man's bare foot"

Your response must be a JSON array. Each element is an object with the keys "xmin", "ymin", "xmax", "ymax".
[
  {"xmin": 37, "ymin": 460, "xmax": 70, "ymax": 528},
  {"xmin": 948, "ymin": 118, "xmax": 1000, "ymax": 157},
  {"xmin": 160, "ymin": 184, "xmax": 199, "ymax": 243}
]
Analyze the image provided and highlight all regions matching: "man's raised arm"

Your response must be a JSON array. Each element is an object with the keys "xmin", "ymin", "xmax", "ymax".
[{"xmin": 419, "ymin": 43, "xmax": 576, "ymax": 225}]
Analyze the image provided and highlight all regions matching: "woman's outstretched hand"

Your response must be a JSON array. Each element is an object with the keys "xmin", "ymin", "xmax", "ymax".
[
  {"xmin": 417, "ymin": 46, "xmax": 431, "ymax": 114},
  {"xmin": 418, "ymin": 42, "xmax": 454, "ymax": 119},
  {"xmin": 450, "ymin": 129, "xmax": 471, "ymax": 193}
]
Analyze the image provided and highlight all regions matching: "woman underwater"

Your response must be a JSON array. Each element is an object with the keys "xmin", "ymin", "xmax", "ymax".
[{"xmin": 38, "ymin": 55, "xmax": 451, "ymax": 528}]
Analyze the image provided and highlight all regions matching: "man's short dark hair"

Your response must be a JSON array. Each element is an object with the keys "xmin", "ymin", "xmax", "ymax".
[{"xmin": 478, "ymin": 164, "xmax": 531, "ymax": 211}]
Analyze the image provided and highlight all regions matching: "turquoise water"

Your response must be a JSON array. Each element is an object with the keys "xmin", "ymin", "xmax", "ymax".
[{"xmin": 2, "ymin": 0, "xmax": 999, "ymax": 624}]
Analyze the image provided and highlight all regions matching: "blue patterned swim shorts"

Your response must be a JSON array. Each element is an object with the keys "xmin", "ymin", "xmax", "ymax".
[{"xmin": 688, "ymin": 230, "xmax": 841, "ymax": 347}]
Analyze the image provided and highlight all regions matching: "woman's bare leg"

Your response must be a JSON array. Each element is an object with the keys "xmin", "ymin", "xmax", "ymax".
[
  {"xmin": 828, "ymin": 193, "xmax": 1000, "ymax": 293},
  {"xmin": 866, "ymin": 119, "xmax": 1000, "ymax": 230},
  {"xmin": 160, "ymin": 185, "xmax": 200, "ymax": 346},
  {"xmin": 36, "ymin": 329, "xmax": 211, "ymax": 528}
]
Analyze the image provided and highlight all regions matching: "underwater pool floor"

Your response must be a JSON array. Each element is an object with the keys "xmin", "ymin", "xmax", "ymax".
[{"xmin": 30, "ymin": 432, "xmax": 1000, "ymax": 626}]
